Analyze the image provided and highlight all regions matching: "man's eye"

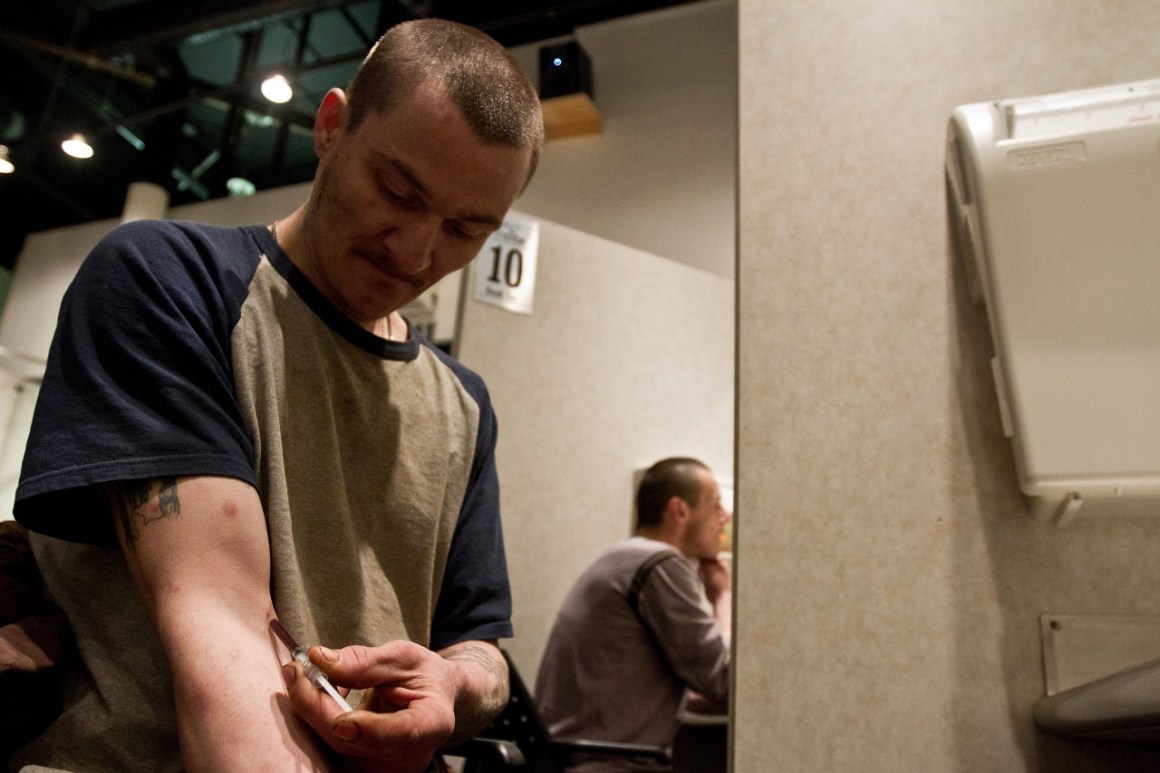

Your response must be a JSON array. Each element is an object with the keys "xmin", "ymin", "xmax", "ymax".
[
  {"xmin": 446, "ymin": 222, "xmax": 486, "ymax": 240},
  {"xmin": 379, "ymin": 180, "xmax": 420, "ymax": 209},
  {"xmin": 388, "ymin": 190, "xmax": 420, "ymax": 209}
]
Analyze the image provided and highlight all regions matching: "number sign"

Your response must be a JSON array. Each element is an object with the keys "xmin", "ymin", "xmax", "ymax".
[{"xmin": 473, "ymin": 213, "xmax": 539, "ymax": 315}]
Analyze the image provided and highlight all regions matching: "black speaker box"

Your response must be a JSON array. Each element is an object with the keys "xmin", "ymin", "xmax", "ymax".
[{"xmin": 538, "ymin": 41, "xmax": 593, "ymax": 100}]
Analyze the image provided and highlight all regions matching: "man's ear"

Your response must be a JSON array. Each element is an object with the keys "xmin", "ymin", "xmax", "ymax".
[
  {"xmin": 314, "ymin": 88, "xmax": 349, "ymax": 156},
  {"xmin": 665, "ymin": 495, "xmax": 689, "ymax": 525}
]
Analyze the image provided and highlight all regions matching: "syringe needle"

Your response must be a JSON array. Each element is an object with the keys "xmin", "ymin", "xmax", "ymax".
[{"xmin": 269, "ymin": 618, "xmax": 354, "ymax": 713}]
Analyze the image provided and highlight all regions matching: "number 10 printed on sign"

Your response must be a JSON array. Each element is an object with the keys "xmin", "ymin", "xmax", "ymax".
[{"xmin": 473, "ymin": 213, "xmax": 539, "ymax": 315}]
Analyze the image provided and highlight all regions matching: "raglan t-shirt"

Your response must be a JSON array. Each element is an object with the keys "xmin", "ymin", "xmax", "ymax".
[{"xmin": 11, "ymin": 219, "xmax": 512, "ymax": 771}]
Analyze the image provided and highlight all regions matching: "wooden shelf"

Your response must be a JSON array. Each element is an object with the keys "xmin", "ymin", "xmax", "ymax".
[{"xmin": 541, "ymin": 93, "xmax": 603, "ymax": 140}]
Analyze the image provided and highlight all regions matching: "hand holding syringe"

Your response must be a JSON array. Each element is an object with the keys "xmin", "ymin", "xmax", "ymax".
[{"xmin": 269, "ymin": 618, "xmax": 354, "ymax": 713}]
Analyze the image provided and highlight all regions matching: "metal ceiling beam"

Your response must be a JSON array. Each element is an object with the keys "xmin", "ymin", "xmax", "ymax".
[
  {"xmin": 76, "ymin": 51, "xmax": 359, "ymax": 142},
  {"xmin": 0, "ymin": 30, "xmax": 156, "ymax": 87},
  {"xmin": 431, "ymin": 0, "xmax": 706, "ymax": 47},
  {"xmin": 78, "ymin": 0, "xmax": 706, "ymax": 54},
  {"xmin": 78, "ymin": 0, "xmax": 365, "ymax": 54}
]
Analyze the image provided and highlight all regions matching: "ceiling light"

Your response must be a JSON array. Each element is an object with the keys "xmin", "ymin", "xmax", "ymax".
[
  {"xmin": 226, "ymin": 177, "xmax": 256, "ymax": 197},
  {"xmin": 261, "ymin": 74, "xmax": 293, "ymax": 104},
  {"xmin": 61, "ymin": 133, "xmax": 94, "ymax": 159},
  {"xmin": 0, "ymin": 146, "xmax": 13, "ymax": 174}
]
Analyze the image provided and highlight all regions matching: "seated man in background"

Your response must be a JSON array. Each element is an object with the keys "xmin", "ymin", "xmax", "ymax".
[{"xmin": 535, "ymin": 457, "xmax": 731, "ymax": 772}]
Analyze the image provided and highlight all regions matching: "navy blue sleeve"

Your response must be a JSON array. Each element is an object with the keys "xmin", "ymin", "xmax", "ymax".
[
  {"xmin": 14, "ymin": 221, "xmax": 260, "ymax": 546},
  {"xmin": 426, "ymin": 344, "xmax": 514, "ymax": 650}
]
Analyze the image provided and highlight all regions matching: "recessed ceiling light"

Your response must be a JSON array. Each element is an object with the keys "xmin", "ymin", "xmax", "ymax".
[
  {"xmin": 226, "ymin": 177, "xmax": 256, "ymax": 197},
  {"xmin": 0, "ymin": 145, "xmax": 13, "ymax": 174},
  {"xmin": 61, "ymin": 133, "xmax": 94, "ymax": 159},
  {"xmin": 261, "ymin": 73, "xmax": 293, "ymax": 104}
]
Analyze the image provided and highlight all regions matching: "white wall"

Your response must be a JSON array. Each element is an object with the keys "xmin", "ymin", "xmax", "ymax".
[
  {"xmin": 735, "ymin": 1, "xmax": 1160, "ymax": 771},
  {"xmin": 0, "ymin": 221, "xmax": 109, "ymax": 523},
  {"xmin": 510, "ymin": 0, "xmax": 736, "ymax": 280},
  {"xmin": 456, "ymin": 215, "xmax": 734, "ymax": 680},
  {"xmin": 0, "ymin": 370, "xmax": 39, "ymax": 523},
  {"xmin": 0, "ymin": 219, "xmax": 117, "ymax": 362}
]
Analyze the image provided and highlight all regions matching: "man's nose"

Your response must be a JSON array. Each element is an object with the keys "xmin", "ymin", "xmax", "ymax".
[{"xmin": 386, "ymin": 216, "xmax": 438, "ymax": 275}]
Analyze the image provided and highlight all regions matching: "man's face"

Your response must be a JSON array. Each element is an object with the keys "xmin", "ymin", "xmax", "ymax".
[
  {"xmin": 683, "ymin": 470, "xmax": 730, "ymax": 560},
  {"xmin": 302, "ymin": 81, "xmax": 532, "ymax": 328}
]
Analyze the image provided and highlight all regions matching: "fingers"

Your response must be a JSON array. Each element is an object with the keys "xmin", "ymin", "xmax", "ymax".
[
  {"xmin": 307, "ymin": 640, "xmax": 434, "ymax": 690},
  {"xmin": 283, "ymin": 661, "xmax": 453, "ymax": 771},
  {"xmin": 281, "ymin": 660, "xmax": 350, "ymax": 739},
  {"xmin": 281, "ymin": 641, "xmax": 458, "ymax": 770},
  {"xmin": 698, "ymin": 558, "xmax": 731, "ymax": 603},
  {"xmin": 698, "ymin": 558, "xmax": 726, "ymax": 585},
  {"xmin": 282, "ymin": 660, "xmax": 424, "ymax": 760},
  {"xmin": 334, "ymin": 693, "xmax": 454, "ymax": 753}
]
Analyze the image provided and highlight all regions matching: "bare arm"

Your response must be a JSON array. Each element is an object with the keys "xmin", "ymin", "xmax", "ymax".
[{"xmin": 110, "ymin": 475, "xmax": 331, "ymax": 772}]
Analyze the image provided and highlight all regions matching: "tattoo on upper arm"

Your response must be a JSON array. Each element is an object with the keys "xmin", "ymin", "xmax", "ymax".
[
  {"xmin": 157, "ymin": 478, "xmax": 180, "ymax": 516},
  {"xmin": 114, "ymin": 477, "xmax": 181, "ymax": 545}
]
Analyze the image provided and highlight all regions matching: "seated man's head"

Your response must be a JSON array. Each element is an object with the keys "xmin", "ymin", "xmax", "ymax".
[{"xmin": 636, "ymin": 458, "xmax": 730, "ymax": 560}]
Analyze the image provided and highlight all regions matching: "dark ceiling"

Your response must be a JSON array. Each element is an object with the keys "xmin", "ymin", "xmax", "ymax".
[{"xmin": 0, "ymin": 0, "xmax": 703, "ymax": 269}]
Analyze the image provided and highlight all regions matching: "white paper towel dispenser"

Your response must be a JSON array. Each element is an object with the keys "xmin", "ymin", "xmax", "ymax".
[{"xmin": 945, "ymin": 79, "xmax": 1160, "ymax": 525}]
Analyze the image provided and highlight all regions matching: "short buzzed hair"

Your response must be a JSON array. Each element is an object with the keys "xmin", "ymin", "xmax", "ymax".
[
  {"xmin": 345, "ymin": 18, "xmax": 544, "ymax": 185},
  {"xmin": 635, "ymin": 458, "xmax": 710, "ymax": 529}
]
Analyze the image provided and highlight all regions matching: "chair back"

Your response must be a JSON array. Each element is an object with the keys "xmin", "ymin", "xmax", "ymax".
[
  {"xmin": 453, "ymin": 649, "xmax": 672, "ymax": 772},
  {"xmin": 472, "ymin": 650, "xmax": 556, "ymax": 771}
]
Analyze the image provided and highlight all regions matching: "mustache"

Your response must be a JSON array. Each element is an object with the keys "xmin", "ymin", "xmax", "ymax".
[{"xmin": 357, "ymin": 246, "xmax": 425, "ymax": 288}]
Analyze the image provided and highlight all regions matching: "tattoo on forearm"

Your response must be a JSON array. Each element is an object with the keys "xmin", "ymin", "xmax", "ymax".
[
  {"xmin": 444, "ymin": 643, "xmax": 508, "ymax": 710},
  {"xmin": 114, "ymin": 477, "xmax": 181, "ymax": 545}
]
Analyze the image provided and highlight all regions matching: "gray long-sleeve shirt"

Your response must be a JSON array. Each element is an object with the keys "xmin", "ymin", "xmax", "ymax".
[{"xmin": 534, "ymin": 536, "xmax": 729, "ymax": 757}]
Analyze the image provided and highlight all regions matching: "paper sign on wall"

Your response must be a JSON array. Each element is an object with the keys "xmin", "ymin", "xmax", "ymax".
[{"xmin": 472, "ymin": 213, "xmax": 539, "ymax": 315}]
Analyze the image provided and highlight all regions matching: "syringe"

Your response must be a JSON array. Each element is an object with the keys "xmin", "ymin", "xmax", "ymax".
[{"xmin": 269, "ymin": 617, "xmax": 354, "ymax": 713}]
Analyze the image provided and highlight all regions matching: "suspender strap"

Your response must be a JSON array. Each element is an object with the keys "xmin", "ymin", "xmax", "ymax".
[{"xmin": 627, "ymin": 549, "xmax": 681, "ymax": 617}]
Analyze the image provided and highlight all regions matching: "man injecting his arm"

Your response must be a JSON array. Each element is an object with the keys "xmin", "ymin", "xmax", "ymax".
[{"xmin": 12, "ymin": 18, "xmax": 542, "ymax": 773}]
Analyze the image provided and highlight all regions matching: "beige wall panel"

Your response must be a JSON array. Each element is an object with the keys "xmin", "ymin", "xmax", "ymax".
[
  {"xmin": 736, "ymin": 1, "xmax": 1160, "ymax": 771},
  {"xmin": 456, "ymin": 215, "xmax": 734, "ymax": 680}
]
